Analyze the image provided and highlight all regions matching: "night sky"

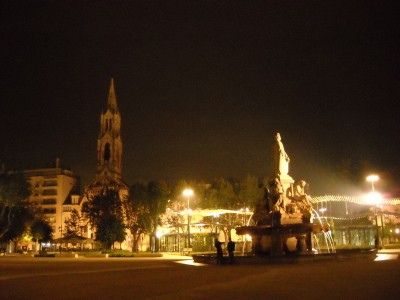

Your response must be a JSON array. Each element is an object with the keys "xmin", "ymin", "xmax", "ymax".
[{"xmin": 1, "ymin": 1, "xmax": 399, "ymax": 194}]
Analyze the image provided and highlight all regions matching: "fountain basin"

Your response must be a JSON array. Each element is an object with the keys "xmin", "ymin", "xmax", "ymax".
[{"xmin": 236, "ymin": 223, "xmax": 326, "ymax": 256}]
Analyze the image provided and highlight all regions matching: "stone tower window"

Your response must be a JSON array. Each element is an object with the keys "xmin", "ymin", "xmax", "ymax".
[{"xmin": 104, "ymin": 143, "xmax": 111, "ymax": 162}]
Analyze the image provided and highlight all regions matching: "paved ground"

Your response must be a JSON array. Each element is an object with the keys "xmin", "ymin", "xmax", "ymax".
[{"xmin": 1, "ymin": 253, "xmax": 399, "ymax": 299}]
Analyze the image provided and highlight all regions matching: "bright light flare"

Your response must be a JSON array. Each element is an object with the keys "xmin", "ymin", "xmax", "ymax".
[
  {"xmin": 364, "ymin": 192, "xmax": 383, "ymax": 206},
  {"xmin": 183, "ymin": 189, "xmax": 194, "ymax": 197},
  {"xmin": 366, "ymin": 175, "xmax": 379, "ymax": 182},
  {"xmin": 175, "ymin": 259, "xmax": 207, "ymax": 266},
  {"xmin": 375, "ymin": 254, "xmax": 399, "ymax": 261}
]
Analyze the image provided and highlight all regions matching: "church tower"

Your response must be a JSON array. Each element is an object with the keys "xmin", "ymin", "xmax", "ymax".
[
  {"xmin": 86, "ymin": 78, "xmax": 128, "ymax": 198},
  {"xmin": 97, "ymin": 78, "xmax": 122, "ymax": 178}
]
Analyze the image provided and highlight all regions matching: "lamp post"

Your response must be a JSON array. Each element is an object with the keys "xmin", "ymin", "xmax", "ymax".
[
  {"xmin": 366, "ymin": 175, "xmax": 379, "ymax": 192},
  {"xmin": 183, "ymin": 189, "xmax": 193, "ymax": 248},
  {"xmin": 366, "ymin": 175, "xmax": 381, "ymax": 248}
]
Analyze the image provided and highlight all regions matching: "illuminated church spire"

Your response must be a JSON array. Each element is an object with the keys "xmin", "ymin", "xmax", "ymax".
[
  {"xmin": 97, "ymin": 78, "xmax": 123, "ymax": 178},
  {"xmin": 86, "ymin": 78, "xmax": 129, "ymax": 199},
  {"xmin": 107, "ymin": 77, "xmax": 118, "ymax": 111}
]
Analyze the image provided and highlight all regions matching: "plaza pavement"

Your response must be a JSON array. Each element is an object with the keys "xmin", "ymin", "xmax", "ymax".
[{"xmin": 1, "ymin": 251, "xmax": 399, "ymax": 299}]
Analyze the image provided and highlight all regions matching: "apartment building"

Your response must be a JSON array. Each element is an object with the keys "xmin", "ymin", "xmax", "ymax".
[{"xmin": 24, "ymin": 159, "xmax": 81, "ymax": 239}]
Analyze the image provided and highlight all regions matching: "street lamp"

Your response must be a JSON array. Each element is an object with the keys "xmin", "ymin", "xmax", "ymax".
[
  {"xmin": 183, "ymin": 189, "xmax": 194, "ymax": 248},
  {"xmin": 367, "ymin": 192, "xmax": 383, "ymax": 249},
  {"xmin": 366, "ymin": 175, "xmax": 379, "ymax": 192},
  {"xmin": 366, "ymin": 175, "xmax": 381, "ymax": 248}
]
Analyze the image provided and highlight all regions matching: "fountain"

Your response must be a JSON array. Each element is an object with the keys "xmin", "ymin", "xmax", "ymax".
[{"xmin": 236, "ymin": 133, "xmax": 331, "ymax": 256}]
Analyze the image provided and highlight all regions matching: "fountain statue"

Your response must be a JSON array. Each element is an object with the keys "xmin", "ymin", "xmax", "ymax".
[{"xmin": 236, "ymin": 132, "xmax": 327, "ymax": 256}]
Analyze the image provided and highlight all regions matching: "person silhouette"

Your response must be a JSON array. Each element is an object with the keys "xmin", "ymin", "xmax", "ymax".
[
  {"xmin": 215, "ymin": 239, "xmax": 223, "ymax": 265},
  {"xmin": 227, "ymin": 238, "xmax": 236, "ymax": 264}
]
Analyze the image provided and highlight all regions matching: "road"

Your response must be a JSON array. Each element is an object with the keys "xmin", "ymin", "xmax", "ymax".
[{"xmin": 1, "ymin": 254, "xmax": 399, "ymax": 299}]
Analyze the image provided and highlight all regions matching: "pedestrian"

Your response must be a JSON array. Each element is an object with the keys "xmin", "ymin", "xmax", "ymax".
[
  {"xmin": 227, "ymin": 238, "xmax": 236, "ymax": 264},
  {"xmin": 374, "ymin": 235, "xmax": 379, "ymax": 250},
  {"xmin": 214, "ymin": 238, "xmax": 223, "ymax": 265}
]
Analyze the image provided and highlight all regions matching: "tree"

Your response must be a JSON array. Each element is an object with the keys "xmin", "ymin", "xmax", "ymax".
[
  {"xmin": 64, "ymin": 209, "xmax": 82, "ymax": 237},
  {"xmin": 1, "ymin": 206, "xmax": 33, "ymax": 243},
  {"xmin": 0, "ymin": 172, "xmax": 31, "ymax": 241},
  {"xmin": 96, "ymin": 214, "xmax": 126, "ymax": 249},
  {"xmin": 239, "ymin": 175, "xmax": 263, "ymax": 210},
  {"xmin": 82, "ymin": 188, "xmax": 126, "ymax": 249},
  {"xmin": 146, "ymin": 181, "xmax": 169, "ymax": 252},
  {"xmin": 125, "ymin": 182, "xmax": 151, "ymax": 252},
  {"xmin": 30, "ymin": 218, "xmax": 53, "ymax": 249},
  {"xmin": 204, "ymin": 178, "xmax": 236, "ymax": 209},
  {"xmin": 126, "ymin": 181, "xmax": 169, "ymax": 252}
]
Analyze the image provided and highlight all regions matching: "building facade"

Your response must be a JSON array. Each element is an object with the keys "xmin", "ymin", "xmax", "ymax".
[{"xmin": 24, "ymin": 158, "xmax": 81, "ymax": 240}]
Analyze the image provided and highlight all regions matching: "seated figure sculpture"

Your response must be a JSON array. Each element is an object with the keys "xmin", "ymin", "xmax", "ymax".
[
  {"xmin": 252, "ymin": 186, "xmax": 270, "ymax": 226},
  {"xmin": 269, "ymin": 178, "xmax": 287, "ymax": 226},
  {"xmin": 252, "ymin": 178, "xmax": 286, "ymax": 226},
  {"xmin": 270, "ymin": 178, "xmax": 285, "ymax": 213},
  {"xmin": 293, "ymin": 180, "xmax": 313, "ymax": 219}
]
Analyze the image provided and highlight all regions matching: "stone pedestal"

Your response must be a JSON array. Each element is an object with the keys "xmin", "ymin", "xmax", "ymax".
[
  {"xmin": 296, "ymin": 235, "xmax": 308, "ymax": 253},
  {"xmin": 277, "ymin": 174, "xmax": 294, "ymax": 198},
  {"xmin": 270, "ymin": 230, "xmax": 285, "ymax": 256}
]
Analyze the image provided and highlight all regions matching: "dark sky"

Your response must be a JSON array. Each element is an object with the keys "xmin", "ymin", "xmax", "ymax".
[{"xmin": 1, "ymin": 0, "xmax": 399, "ymax": 194}]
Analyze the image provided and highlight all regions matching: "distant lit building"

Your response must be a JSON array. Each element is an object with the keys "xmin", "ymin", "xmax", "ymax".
[
  {"xmin": 311, "ymin": 195, "xmax": 400, "ymax": 248},
  {"xmin": 24, "ymin": 158, "xmax": 81, "ymax": 240}
]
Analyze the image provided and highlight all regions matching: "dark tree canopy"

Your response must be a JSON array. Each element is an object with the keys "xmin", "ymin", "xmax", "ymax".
[
  {"xmin": 82, "ymin": 188, "xmax": 126, "ymax": 249},
  {"xmin": 96, "ymin": 214, "xmax": 126, "ymax": 249},
  {"xmin": 64, "ymin": 209, "xmax": 83, "ymax": 237},
  {"xmin": 0, "ymin": 172, "xmax": 31, "ymax": 242},
  {"xmin": 30, "ymin": 217, "xmax": 53, "ymax": 242},
  {"xmin": 126, "ymin": 180, "xmax": 169, "ymax": 252}
]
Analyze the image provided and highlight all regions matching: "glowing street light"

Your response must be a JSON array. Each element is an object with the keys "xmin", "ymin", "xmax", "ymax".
[
  {"xmin": 366, "ymin": 191, "xmax": 383, "ymax": 249},
  {"xmin": 183, "ymin": 189, "xmax": 194, "ymax": 249},
  {"xmin": 364, "ymin": 192, "xmax": 383, "ymax": 206},
  {"xmin": 319, "ymin": 207, "xmax": 327, "ymax": 214},
  {"xmin": 366, "ymin": 175, "xmax": 379, "ymax": 192},
  {"xmin": 366, "ymin": 175, "xmax": 382, "ymax": 248}
]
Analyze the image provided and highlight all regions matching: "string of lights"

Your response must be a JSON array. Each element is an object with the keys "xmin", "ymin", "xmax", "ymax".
[
  {"xmin": 310, "ymin": 195, "xmax": 400, "ymax": 206},
  {"xmin": 315, "ymin": 214, "xmax": 371, "ymax": 221},
  {"xmin": 315, "ymin": 213, "xmax": 398, "ymax": 221}
]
